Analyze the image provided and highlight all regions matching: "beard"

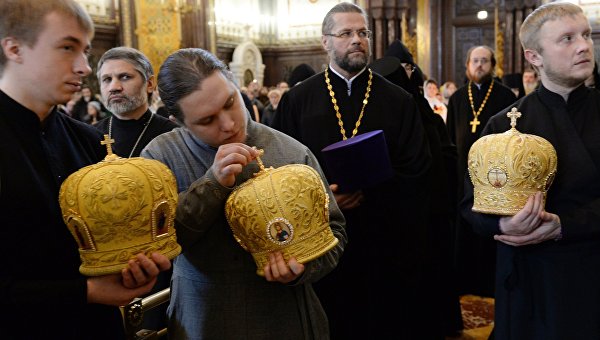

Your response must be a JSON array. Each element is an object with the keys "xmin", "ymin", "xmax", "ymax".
[
  {"xmin": 467, "ymin": 67, "xmax": 493, "ymax": 84},
  {"xmin": 104, "ymin": 91, "xmax": 147, "ymax": 116},
  {"xmin": 331, "ymin": 45, "xmax": 371, "ymax": 74},
  {"xmin": 523, "ymin": 82, "xmax": 537, "ymax": 95}
]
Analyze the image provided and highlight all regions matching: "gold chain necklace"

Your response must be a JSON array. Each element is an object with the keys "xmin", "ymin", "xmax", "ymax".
[
  {"xmin": 108, "ymin": 113, "xmax": 154, "ymax": 158},
  {"xmin": 325, "ymin": 68, "xmax": 373, "ymax": 140},
  {"xmin": 467, "ymin": 80, "xmax": 494, "ymax": 133}
]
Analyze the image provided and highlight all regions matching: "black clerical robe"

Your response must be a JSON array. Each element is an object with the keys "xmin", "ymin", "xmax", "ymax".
[
  {"xmin": 272, "ymin": 68, "xmax": 432, "ymax": 339},
  {"xmin": 462, "ymin": 84, "xmax": 600, "ymax": 340},
  {"xmin": 95, "ymin": 109, "xmax": 178, "ymax": 158},
  {"xmin": 447, "ymin": 79, "xmax": 517, "ymax": 297},
  {"xmin": 0, "ymin": 91, "xmax": 125, "ymax": 339}
]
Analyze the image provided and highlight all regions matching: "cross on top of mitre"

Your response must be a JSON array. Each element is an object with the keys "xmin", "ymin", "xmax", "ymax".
[
  {"xmin": 100, "ymin": 134, "xmax": 119, "ymax": 161},
  {"xmin": 507, "ymin": 107, "xmax": 522, "ymax": 129}
]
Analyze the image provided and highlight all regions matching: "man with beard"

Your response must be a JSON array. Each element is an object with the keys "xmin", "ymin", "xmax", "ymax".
[
  {"xmin": 522, "ymin": 68, "xmax": 539, "ymax": 95},
  {"xmin": 446, "ymin": 45, "xmax": 516, "ymax": 298},
  {"xmin": 96, "ymin": 47, "xmax": 177, "ymax": 158},
  {"xmin": 95, "ymin": 47, "xmax": 178, "ymax": 333},
  {"xmin": 462, "ymin": 3, "xmax": 600, "ymax": 338},
  {"xmin": 0, "ymin": 1, "xmax": 171, "ymax": 338},
  {"xmin": 272, "ymin": 3, "xmax": 431, "ymax": 339}
]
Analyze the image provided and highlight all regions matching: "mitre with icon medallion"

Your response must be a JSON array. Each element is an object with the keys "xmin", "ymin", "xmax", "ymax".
[
  {"xmin": 59, "ymin": 135, "xmax": 181, "ymax": 276},
  {"xmin": 225, "ymin": 149, "xmax": 339, "ymax": 276},
  {"xmin": 468, "ymin": 107, "xmax": 558, "ymax": 215}
]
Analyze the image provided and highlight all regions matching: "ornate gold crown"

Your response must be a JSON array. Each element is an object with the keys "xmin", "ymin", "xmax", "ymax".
[
  {"xmin": 59, "ymin": 135, "xmax": 181, "ymax": 276},
  {"xmin": 225, "ymin": 150, "xmax": 339, "ymax": 276},
  {"xmin": 468, "ymin": 108, "xmax": 557, "ymax": 215}
]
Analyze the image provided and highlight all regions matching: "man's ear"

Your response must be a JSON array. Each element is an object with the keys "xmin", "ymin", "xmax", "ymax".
[
  {"xmin": 524, "ymin": 49, "xmax": 542, "ymax": 68},
  {"xmin": 146, "ymin": 74, "xmax": 156, "ymax": 94},
  {"xmin": 0, "ymin": 37, "xmax": 23, "ymax": 63},
  {"xmin": 321, "ymin": 36, "xmax": 329, "ymax": 51}
]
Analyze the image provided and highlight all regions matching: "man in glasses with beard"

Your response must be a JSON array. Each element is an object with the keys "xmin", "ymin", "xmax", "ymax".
[{"xmin": 272, "ymin": 2, "xmax": 432, "ymax": 339}]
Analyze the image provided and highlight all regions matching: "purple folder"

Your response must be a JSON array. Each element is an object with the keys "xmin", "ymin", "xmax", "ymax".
[{"xmin": 321, "ymin": 130, "xmax": 393, "ymax": 193}]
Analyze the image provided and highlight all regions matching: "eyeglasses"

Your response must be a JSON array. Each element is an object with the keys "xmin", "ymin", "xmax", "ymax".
[
  {"xmin": 324, "ymin": 29, "xmax": 372, "ymax": 39},
  {"xmin": 470, "ymin": 58, "xmax": 491, "ymax": 65}
]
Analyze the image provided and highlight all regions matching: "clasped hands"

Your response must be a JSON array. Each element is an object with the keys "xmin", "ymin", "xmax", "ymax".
[{"xmin": 495, "ymin": 191, "xmax": 562, "ymax": 247}]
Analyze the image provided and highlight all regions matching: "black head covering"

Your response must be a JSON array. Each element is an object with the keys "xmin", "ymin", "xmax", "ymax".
[
  {"xmin": 385, "ymin": 40, "xmax": 415, "ymax": 65},
  {"xmin": 502, "ymin": 73, "xmax": 525, "ymax": 99},
  {"xmin": 288, "ymin": 63, "xmax": 316, "ymax": 87}
]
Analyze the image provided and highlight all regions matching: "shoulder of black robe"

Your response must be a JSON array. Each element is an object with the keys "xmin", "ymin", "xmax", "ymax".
[{"xmin": 0, "ymin": 92, "xmax": 121, "ymax": 339}]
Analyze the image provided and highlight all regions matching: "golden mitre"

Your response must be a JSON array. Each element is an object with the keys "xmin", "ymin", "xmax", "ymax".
[
  {"xmin": 468, "ymin": 108, "xmax": 557, "ymax": 215},
  {"xmin": 59, "ymin": 135, "xmax": 181, "ymax": 276},
  {"xmin": 225, "ymin": 150, "xmax": 339, "ymax": 276}
]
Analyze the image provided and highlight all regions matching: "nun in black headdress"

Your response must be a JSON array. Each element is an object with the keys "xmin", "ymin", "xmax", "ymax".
[
  {"xmin": 370, "ymin": 40, "xmax": 464, "ymax": 338},
  {"xmin": 287, "ymin": 63, "xmax": 316, "ymax": 87}
]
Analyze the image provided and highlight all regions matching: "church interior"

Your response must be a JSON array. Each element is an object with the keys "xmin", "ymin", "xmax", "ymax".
[
  {"xmin": 79, "ymin": 0, "xmax": 600, "ymax": 94},
  {"xmin": 64, "ymin": 0, "xmax": 599, "ymax": 339}
]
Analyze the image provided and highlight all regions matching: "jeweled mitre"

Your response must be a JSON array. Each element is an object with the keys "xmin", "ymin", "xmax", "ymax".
[
  {"xmin": 468, "ymin": 108, "xmax": 557, "ymax": 215},
  {"xmin": 225, "ymin": 150, "xmax": 339, "ymax": 276},
  {"xmin": 59, "ymin": 135, "xmax": 181, "ymax": 276}
]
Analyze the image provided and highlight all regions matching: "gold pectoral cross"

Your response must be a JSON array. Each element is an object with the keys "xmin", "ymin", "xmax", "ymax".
[{"xmin": 470, "ymin": 117, "xmax": 480, "ymax": 133}]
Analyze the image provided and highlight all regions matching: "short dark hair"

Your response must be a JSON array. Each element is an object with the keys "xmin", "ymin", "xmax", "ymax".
[
  {"xmin": 97, "ymin": 47, "xmax": 154, "ymax": 102},
  {"xmin": 322, "ymin": 2, "xmax": 368, "ymax": 35},
  {"xmin": 0, "ymin": 0, "xmax": 93, "ymax": 75},
  {"xmin": 158, "ymin": 48, "xmax": 235, "ymax": 122}
]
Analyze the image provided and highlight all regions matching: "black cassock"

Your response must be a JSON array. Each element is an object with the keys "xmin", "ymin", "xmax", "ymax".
[
  {"xmin": 272, "ymin": 68, "xmax": 432, "ymax": 339},
  {"xmin": 462, "ymin": 84, "xmax": 600, "ymax": 340},
  {"xmin": 447, "ymin": 79, "xmax": 517, "ymax": 296}
]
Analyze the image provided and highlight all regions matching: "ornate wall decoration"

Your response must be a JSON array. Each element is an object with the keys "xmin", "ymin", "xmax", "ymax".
[{"xmin": 134, "ymin": 0, "xmax": 182, "ymax": 72}]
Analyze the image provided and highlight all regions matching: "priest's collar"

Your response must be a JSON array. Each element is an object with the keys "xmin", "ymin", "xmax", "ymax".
[
  {"xmin": 111, "ymin": 109, "xmax": 152, "ymax": 125},
  {"xmin": 538, "ymin": 82, "xmax": 588, "ymax": 111},
  {"xmin": 0, "ymin": 89, "xmax": 56, "ymax": 128},
  {"xmin": 471, "ymin": 77, "xmax": 493, "ymax": 90},
  {"xmin": 328, "ymin": 64, "xmax": 367, "ymax": 96}
]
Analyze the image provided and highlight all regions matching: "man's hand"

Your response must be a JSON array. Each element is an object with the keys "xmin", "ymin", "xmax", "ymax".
[
  {"xmin": 498, "ymin": 191, "xmax": 544, "ymax": 235},
  {"xmin": 494, "ymin": 211, "xmax": 561, "ymax": 246},
  {"xmin": 330, "ymin": 184, "xmax": 364, "ymax": 210},
  {"xmin": 263, "ymin": 251, "xmax": 304, "ymax": 284},
  {"xmin": 211, "ymin": 143, "xmax": 259, "ymax": 187},
  {"xmin": 87, "ymin": 252, "xmax": 172, "ymax": 306},
  {"xmin": 494, "ymin": 192, "xmax": 562, "ymax": 247},
  {"xmin": 122, "ymin": 252, "xmax": 171, "ymax": 288}
]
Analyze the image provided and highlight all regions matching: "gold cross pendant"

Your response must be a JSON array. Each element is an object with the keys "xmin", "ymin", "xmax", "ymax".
[{"xmin": 470, "ymin": 117, "xmax": 480, "ymax": 133}]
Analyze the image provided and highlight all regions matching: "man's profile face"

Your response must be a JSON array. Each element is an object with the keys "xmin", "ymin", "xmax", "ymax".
[
  {"xmin": 177, "ymin": 72, "xmax": 248, "ymax": 148},
  {"xmin": 99, "ymin": 59, "xmax": 150, "ymax": 117},
  {"xmin": 323, "ymin": 12, "xmax": 371, "ymax": 74},
  {"xmin": 15, "ymin": 11, "xmax": 92, "ymax": 108},
  {"xmin": 467, "ymin": 47, "xmax": 493, "ymax": 83}
]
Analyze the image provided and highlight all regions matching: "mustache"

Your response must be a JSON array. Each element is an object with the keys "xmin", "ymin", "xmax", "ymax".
[{"xmin": 347, "ymin": 47, "xmax": 365, "ymax": 54}]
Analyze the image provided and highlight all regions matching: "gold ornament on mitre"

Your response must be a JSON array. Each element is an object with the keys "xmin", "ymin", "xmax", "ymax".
[
  {"xmin": 225, "ymin": 149, "xmax": 339, "ymax": 276},
  {"xmin": 468, "ymin": 108, "xmax": 558, "ymax": 215},
  {"xmin": 59, "ymin": 135, "xmax": 181, "ymax": 276}
]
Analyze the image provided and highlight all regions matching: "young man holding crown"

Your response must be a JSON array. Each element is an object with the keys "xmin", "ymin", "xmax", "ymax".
[
  {"xmin": 461, "ymin": 2, "xmax": 600, "ymax": 339},
  {"xmin": 0, "ymin": 1, "xmax": 171, "ymax": 338}
]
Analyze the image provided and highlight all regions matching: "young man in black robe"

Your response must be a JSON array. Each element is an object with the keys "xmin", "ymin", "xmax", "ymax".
[
  {"xmin": 446, "ymin": 45, "xmax": 517, "ymax": 298},
  {"xmin": 462, "ymin": 3, "xmax": 600, "ymax": 339},
  {"xmin": 272, "ymin": 3, "xmax": 431, "ymax": 339},
  {"xmin": 0, "ymin": 1, "xmax": 171, "ymax": 339},
  {"xmin": 95, "ymin": 47, "xmax": 178, "ymax": 158}
]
